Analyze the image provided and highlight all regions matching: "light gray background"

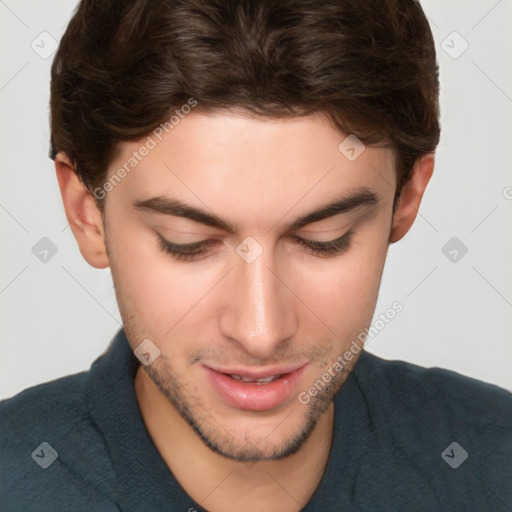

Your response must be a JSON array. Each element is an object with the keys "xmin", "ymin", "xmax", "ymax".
[{"xmin": 1, "ymin": 0, "xmax": 511, "ymax": 399}]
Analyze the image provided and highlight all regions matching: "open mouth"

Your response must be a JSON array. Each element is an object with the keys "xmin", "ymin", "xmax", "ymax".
[
  {"xmin": 228, "ymin": 373, "xmax": 284, "ymax": 384},
  {"xmin": 202, "ymin": 364, "xmax": 307, "ymax": 412}
]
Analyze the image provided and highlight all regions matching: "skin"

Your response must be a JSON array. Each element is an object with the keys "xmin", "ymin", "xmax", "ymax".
[{"xmin": 55, "ymin": 111, "xmax": 434, "ymax": 512}]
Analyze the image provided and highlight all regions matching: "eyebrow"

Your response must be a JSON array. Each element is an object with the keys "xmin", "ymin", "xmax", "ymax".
[{"xmin": 133, "ymin": 188, "xmax": 378, "ymax": 234}]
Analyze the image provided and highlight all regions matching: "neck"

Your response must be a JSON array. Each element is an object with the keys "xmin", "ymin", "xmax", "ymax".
[{"xmin": 134, "ymin": 366, "xmax": 334, "ymax": 512}]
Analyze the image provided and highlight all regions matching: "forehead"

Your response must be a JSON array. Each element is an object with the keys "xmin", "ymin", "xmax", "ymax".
[{"xmin": 106, "ymin": 112, "xmax": 396, "ymax": 221}]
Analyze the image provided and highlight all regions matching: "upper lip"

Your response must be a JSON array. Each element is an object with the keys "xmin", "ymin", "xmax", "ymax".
[{"xmin": 203, "ymin": 362, "xmax": 307, "ymax": 380}]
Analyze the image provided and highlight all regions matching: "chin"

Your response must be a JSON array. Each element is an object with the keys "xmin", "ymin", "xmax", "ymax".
[{"xmin": 186, "ymin": 399, "xmax": 329, "ymax": 462}]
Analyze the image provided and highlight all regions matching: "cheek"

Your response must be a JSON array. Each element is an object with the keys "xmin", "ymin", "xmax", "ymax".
[
  {"xmin": 293, "ymin": 227, "xmax": 389, "ymax": 332},
  {"xmin": 108, "ymin": 223, "xmax": 208, "ymax": 335}
]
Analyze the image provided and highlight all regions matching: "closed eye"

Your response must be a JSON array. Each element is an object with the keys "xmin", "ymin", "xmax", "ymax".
[
  {"xmin": 157, "ymin": 230, "xmax": 354, "ymax": 262},
  {"xmin": 292, "ymin": 230, "xmax": 353, "ymax": 257}
]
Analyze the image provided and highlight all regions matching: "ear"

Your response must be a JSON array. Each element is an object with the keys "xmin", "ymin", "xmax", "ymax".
[
  {"xmin": 389, "ymin": 153, "xmax": 435, "ymax": 243},
  {"xmin": 54, "ymin": 153, "xmax": 109, "ymax": 268}
]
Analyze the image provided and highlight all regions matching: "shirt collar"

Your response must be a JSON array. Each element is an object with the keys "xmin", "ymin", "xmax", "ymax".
[{"xmin": 85, "ymin": 328, "xmax": 205, "ymax": 511}]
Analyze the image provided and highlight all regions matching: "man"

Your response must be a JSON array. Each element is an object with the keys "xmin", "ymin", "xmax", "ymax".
[{"xmin": 1, "ymin": 0, "xmax": 511, "ymax": 511}]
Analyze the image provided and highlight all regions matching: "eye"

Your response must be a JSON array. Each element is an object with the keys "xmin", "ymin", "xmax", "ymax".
[
  {"xmin": 157, "ymin": 230, "xmax": 354, "ymax": 262},
  {"xmin": 157, "ymin": 234, "xmax": 214, "ymax": 262},
  {"xmin": 293, "ymin": 230, "xmax": 353, "ymax": 257}
]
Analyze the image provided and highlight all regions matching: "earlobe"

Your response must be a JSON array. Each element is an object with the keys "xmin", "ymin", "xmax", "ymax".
[
  {"xmin": 54, "ymin": 153, "xmax": 109, "ymax": 269},
  {"xmin": 389, "ymin": 153, "xmax": 435, "ymax": 243}
]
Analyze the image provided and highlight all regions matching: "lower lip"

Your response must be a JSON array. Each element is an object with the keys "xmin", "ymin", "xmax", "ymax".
[{"xmin": 202, "ymin": 364, "xmax": 307, "ymax": 412}]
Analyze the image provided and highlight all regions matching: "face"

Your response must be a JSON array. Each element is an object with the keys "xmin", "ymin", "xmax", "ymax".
[{"xmin": 101, "ymin": 111, "xmax": 396, "ymax": 461}]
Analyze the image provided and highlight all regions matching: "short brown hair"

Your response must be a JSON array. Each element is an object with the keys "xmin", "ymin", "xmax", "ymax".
[{"xmin": 50, "ymin": 0, "xmax": 440, "ymax": 207}]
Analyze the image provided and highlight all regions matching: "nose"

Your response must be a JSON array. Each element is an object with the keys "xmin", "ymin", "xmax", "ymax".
[{"xmin": 219, "ymin": 246, "xmax": 298, "ymax": 360}]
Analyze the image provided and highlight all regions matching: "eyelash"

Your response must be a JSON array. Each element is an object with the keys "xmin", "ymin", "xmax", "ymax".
[{"xmin": 157, "ymin": 231, "xmax": 354, "ymax": 262}]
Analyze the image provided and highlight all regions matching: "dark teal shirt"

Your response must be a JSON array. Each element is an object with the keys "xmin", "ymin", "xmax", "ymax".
[{"xmin": 1, "ymin": 329, "xmax": 511, "ymax": 511}]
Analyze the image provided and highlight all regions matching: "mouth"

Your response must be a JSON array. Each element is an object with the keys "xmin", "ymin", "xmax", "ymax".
[
  {"xmin": 229, "ymin": 373, "xmax": 284, "ymax": 384},
  {"xmin": 201, "ymin": 362, "xmax": 308, "ymax": 412}
]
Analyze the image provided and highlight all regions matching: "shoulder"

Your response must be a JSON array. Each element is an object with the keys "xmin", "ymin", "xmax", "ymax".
[
  {"xmin": 0, "ymin": 373, "xmax": 118, "ymax": 511},
  {"xmin": 1, "ymin": 371, "xmax": 90, "ymax": 427},
  {"xmin": 356, "ymin": 350, "xmax": 512, "ymax": 427},
  {"xmin": 353, "ymin": 351, "xmax": 512, "ymax": 510}
]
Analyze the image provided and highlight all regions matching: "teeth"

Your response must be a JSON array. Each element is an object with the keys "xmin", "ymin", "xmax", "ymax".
[{"xmin": 229, "ymin": 374, "xmax": 282, "ymax": 384}]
